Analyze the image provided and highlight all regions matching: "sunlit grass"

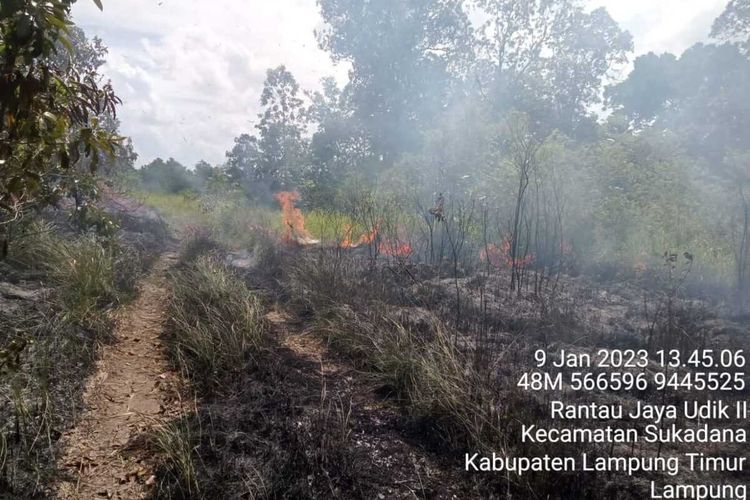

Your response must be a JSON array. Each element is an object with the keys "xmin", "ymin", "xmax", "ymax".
[
  {"xmin": 138, "ymin": 191, "xmax": 210, "ymax": 233},
  {"xmin": 305, "ymin": 210, "xmax": 359, "ymax": 244},
  {"xmin": 167, "ymin": 256, "xmax": 268, "ymax": 388}
]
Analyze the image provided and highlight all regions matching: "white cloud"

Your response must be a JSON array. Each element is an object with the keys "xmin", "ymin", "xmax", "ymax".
[
  {"xmin": 73, "ymin": 0, "xmax": 727, "ymax": 167},
  {"xmin": 590, "ymin": 0, "xmax": 727, "ymax": 55},
  {"xmin": 73, "ymin": 0, "xmax": 349, "ymax": 167}
]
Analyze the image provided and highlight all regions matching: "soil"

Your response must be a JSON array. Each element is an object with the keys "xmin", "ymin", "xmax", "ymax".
[{"xmin": 55, "ymin": 251, "xmax": 183, "ymax": 499}]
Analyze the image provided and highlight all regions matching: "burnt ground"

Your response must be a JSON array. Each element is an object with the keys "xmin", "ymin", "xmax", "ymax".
[
  {"xmin": 268, "ymin": 307, "xmax": 474, "ymax": 498},
  {"xmin": 204, "ymin": 243, "xmax": 750, "ymax": 500},
  {"xmin": 160, "ymin": 300, "xmax": 485, "ymax": 499}
]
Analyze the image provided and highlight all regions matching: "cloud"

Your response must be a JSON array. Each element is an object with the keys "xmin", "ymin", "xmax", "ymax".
[
  {"xmin": 72, "ymin": 0, "xmax": 349, "ymax": 167},
  {"xmin": 73, "ymin": 0, "xmax": 727, "ymax": 167},
  {"xmin": 591, "ymin": 0, "xmax": 727, "ymax": 55}
]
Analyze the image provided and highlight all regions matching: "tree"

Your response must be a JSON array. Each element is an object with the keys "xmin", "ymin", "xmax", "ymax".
[
  {"xmin": 0, "ymin": 0, "xmax": 121, "ymax": 255},
  {"xmin": 317, "ymin": 0, "xmax": 472, "ymax": 161},
  {"xmin": 255, "ymin": 66, "xmax": 308, "ymax": 186},
  {"xmin": 226, "ymin": 66, "xmax": 308, "ymax": 200},
  {"xmin": 603, "ymin": 52, "xmax": 678, "ymax": 123},
  {"xmin": 304, "ymin": 77, "xmax": 376, "ymax": 207},
  {"xmin": 139, "ymin": 158, "xmax": 193, "ymax": 194},
  {"xmin": 194, "ymin": 160, "xmax": 213, "ymax": 184},
  {"xmin": 607, "ymin": 43, "xmax": 750, "ymax": 163},
  {"xmin": 712, "ymin": 0, "xmax": 750, "ymax": 56},
  {"xmin": 472, "ymin": 0, "xmax": 632, "ymax": 137}
]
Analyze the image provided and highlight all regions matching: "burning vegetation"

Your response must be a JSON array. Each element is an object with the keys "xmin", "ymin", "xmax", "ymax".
[
  {"xmin": 2, "ymin": 0, "xmax": 750, "ymax": 499},
  {"xmin": 273, "ymin": 191, "xmax": 319, "ymax": 245}
]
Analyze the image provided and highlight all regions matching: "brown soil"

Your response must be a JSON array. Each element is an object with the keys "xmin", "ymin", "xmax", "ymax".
[{"xmin": 55, "ymin": 252, "xmax": 183, "ymax": 499}]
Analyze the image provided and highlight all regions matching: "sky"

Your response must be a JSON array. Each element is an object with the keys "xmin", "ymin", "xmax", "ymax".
[{"xmin": 71, "ymin": 0, "xmax": 728, "ymax": 168}]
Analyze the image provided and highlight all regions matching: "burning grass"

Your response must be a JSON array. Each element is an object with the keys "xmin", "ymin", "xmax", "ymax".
[{"xmin": 147, "ymin": 189, "xmax": 749, "ymax": 498}]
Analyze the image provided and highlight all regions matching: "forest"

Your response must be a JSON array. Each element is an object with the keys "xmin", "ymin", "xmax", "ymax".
[{"xmin": 1, "ymin": 0, "xmax": 749, "ymax": 499}]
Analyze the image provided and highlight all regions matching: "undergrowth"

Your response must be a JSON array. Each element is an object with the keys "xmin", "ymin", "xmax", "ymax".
[{"xmin": 0, "ymin": 217, "xmax": 161, "ymax": 497}]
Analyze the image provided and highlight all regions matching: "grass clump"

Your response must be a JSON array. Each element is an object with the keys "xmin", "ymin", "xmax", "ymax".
[
  {"xmin": 151, "ymin": 416, "xmax": 202, "ymax": 499},
  {"xmin": 9, "ymin": 221, "xmax": 133, "ymax": 326},
  {"xmin": 167, "ymin": 256, "xmax": 267, "ymax": 388},
  {"xmin": 318, "ymin": 308, "xmax": 502, "ymax": 452}
]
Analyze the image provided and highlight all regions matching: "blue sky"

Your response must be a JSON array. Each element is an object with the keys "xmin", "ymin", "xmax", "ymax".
[{"xmin": 72, "ymin": 0, "xmax": 728, "ymax": 167}]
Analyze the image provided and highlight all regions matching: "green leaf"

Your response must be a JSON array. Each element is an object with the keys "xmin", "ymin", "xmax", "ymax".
[{"xmin": 92, "ymin": 0, "xmax": 104, "ymax": 11}]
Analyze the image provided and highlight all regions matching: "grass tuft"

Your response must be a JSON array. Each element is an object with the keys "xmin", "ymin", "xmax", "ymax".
[
  {"xmin": 167, "ymin": 256, "xmax": 267, "ymax": 389},
  {"xmin": 151, "ymin": 417, "xmax": 202, "ymax": 499},
  {"xmin": 318, "ymin": 308, "xmax": 502, "ymax": 452}
]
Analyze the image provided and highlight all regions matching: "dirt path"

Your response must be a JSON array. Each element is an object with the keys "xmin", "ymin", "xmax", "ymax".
[{"xmin": 56, "ymin": 252, "xmax": 182, "ymax": 499}]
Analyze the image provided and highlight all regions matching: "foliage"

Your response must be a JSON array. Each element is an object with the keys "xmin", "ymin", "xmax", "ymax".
[
  {"xmin": 711, "ymin": 0, "xmax": 750, "ymax": 56},
  {"xmin": 607, "ymin": 43, "xmax": 750, "ymax": 162},
  {"xmin": 225, "ymin": 66, "xmax": 308, "ymax": 200},
  {"xmin": 139, "ymin": 157, "xmax": 195, "ymax": 194},
  {"xmin": 0, "ymin": 0, "xmax": 122, "ymax": 255},
  {"xmin": 317, "ymin": 0, "xmax": 473, "ymax": 160},
  {"xmin": 472, "ymin": 0, "xmax": 633, "ymax": 136}
]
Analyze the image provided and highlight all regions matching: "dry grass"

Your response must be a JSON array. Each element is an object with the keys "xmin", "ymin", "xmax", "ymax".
[
  {"xmin": 166, "ymin": 256, "xmax": 268, "ymax": 390},
  {"xmin": 317, "ymin": 306, "xmax": 504, "ymax": 453},
  {"xmin": 151, "ymin": 416, "xmax": 202, "ymax": 499}
]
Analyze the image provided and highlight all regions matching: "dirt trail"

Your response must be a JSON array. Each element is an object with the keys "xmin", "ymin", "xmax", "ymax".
[{"xmin": 56, "ymin": 252, "xmax": 182, "ymax": 499}]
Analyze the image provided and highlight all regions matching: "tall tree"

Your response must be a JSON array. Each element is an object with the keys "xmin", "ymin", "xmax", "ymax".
[
  {"xmin": 317, "ymin": 0, "xmax": 472, "ymax": 161},
  {"xmin": 226, "ymin": 66, "xmax": 308, "ymax": 199},
  {"xmin": 472, "ymin": 0, "xmax": 632, "ymax": 137},
  {"xmin": 712, "ymin": 0, "xmax": 750, "ymax": 56},
  {"xmin": 255, "ymin": 65, "xmax": 308, "ymax": 186},
  {"xmin": 304, "ymin": 77, "xmax": 375, "ymax": 207},
  {"xmin": 607, "ymin": 43, "xmax": 750, "ymax": 162}
]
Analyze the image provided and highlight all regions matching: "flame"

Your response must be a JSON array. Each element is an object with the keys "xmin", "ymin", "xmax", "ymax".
[
  {"xmin": 273, "ymin": 191, "xmax": 318, "ymax": 244},
  {"xmin": 340, "ymin": 223, "xmax": 379, "ymax": 248},
  {"xmin": 339, "ymin": 222, "xmax": 412, "ymax": 256},
  {"xmin": 359, "ymin": 225, "xmax": 378, "ymax": 245},
  {"xmin": 380, "ymin": 240, "xmax": 413, "ymax": 256},
  {"xmin": 480, "ymin": 236, "xmax": 535, "ymax": 269},
  {"xmin": 340, "ymin": 225, "xmax": 355, "ymax": 247}
]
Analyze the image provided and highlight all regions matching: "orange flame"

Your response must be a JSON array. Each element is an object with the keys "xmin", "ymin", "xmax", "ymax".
[
  {"xmin": 480, "ymin": 236, "xmax": 535, "ymax": 269},
  {"xmin": 380, "ymin": 240, "xmax": 413, "ymax": 256},
  {"xmin": 339, "ymin": 222, "xmax": 412, "ymax": 256},
  {"xmin": 274, "ymin": 191, "xmax": 317, "ymax": 244},
  {"xmin": 340, "ymin": 224, "xmax": 355, "ymax": 247}
]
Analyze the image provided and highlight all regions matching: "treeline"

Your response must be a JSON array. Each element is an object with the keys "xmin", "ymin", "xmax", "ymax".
[{"xmin": 131, "ymin": 0, "xmax": 750, "ymax": 294}]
